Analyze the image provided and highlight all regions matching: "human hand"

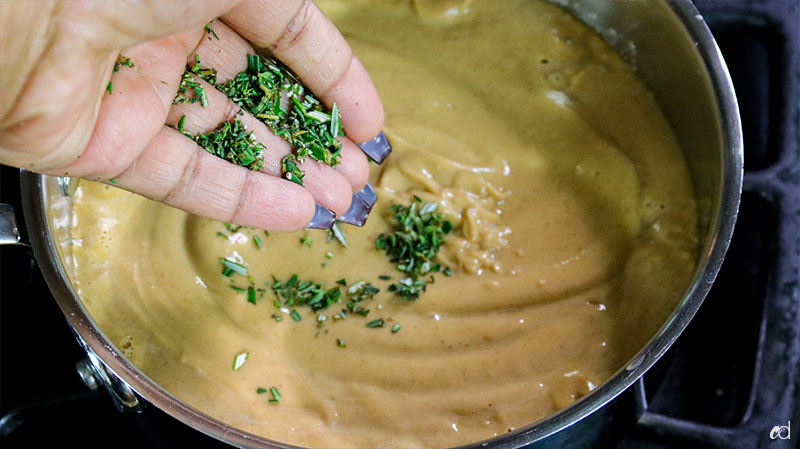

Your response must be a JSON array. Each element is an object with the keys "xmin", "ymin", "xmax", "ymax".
[{"xmin": 0, "ymin": 0, "xmax": 386, "ymax": 231}]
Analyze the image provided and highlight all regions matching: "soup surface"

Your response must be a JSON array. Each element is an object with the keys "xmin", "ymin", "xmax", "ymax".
[{"xmin": 69, "ymin": 0, "xmax": 698, "ymax": 447}]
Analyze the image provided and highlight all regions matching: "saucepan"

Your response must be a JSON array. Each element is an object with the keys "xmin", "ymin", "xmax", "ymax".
[{"xmin": 0, "ymin": 0, "xmax": 742, "ymax": 447}]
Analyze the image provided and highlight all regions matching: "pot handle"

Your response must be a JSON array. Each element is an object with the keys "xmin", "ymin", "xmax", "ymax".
[{"xmin": 0, "ymin": 203, "xmax": 28, "ymax": 247}]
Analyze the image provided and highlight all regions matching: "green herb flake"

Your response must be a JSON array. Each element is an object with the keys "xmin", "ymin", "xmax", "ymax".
[
  {"xmin": 256, "ymin": 387, "xmax": 268, "ymax": 394},
  {"xmin": 254, "ymin": 235, "xmax": 263, "ymax": 249},
  {"xmin": 378, "ymin": 275, "xmax": 392, "ymax": 281},
  {"xmin": 325, "ymin": 251, "xmax": 334, "ymax": 259},
  {"xmin": 366, "ymin": 318, "xmax": 385, "ymax": 328},
  {"xmin": 204, "ymin": 21, "xmax": 220, "ymax": 40},
  {"xmin": 329, "ymin": 222, "xmax": 349, "ymax": 248},
  {"xmin": 336, "ymin": 338, "xmax": 346, "ymax": 348},
  {"xmin": 220, "ymin": 258, "xmax": 248, "ymax": 276},
  {"xmin": 106, "ymin": 81, "xmax": 113, "ymax": 94},
  {"xmin": 232, "ymin": 351, "xmax": 249, "ymax": 371},
  {"xmin": 376, "ymin": 201, "xmax": 454, "ymax": 300},
  {"xmin": 195, "ymin": 53, "xmax": 344, "ymax": 182},
  {"xmin": 191, "ymin": 118, "xmax": 266, "ymax": 171},
  {"xmin": 268, "ymin": 387, "xmax": 282, "ymax": 404},
  {"xmin": 300, "ymin": 235, "xmax": 313, "ymax": 247},
  {"xmin": 271, "ymin": 314, "xmax": 283, "ymax": 322},
  {"xmin": 229, "ymin": 285, "xmax": 246, "ymax": 293},
  {"xmin": 290, "ymin": 309, "xmax": 302, "ymax": 322},
  {"xmin": 391, "ymin": 323, "xmax": 402, "ymax": 333},
  {"xmin": 108, "ymin": 178, "xmax": 117, "ymax": 184},
  {"xmin": 247, "ymin": 286, "xmax": 257, "ymax": 304}
]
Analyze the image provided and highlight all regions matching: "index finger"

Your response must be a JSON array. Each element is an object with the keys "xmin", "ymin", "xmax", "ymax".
[{"xmin": 220, "ymin": 0, "xmax": 384, "ymax": 143}]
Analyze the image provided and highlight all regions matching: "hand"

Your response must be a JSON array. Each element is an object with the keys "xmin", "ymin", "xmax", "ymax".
[{"xmin": 0, "ymin": 0, "xmax": 385, "ymax": 231}]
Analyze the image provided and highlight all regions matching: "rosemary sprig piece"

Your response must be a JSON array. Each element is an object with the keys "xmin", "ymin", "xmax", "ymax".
[
  {"xmin": 376, "ymin": 198, "xmax": 454, "ymax": 300},
  {"xmin": 191, "ymin": 117, "xmax": 266, "ymax": 171},
  {"xmin": 212, "ymin": 53, "xmax": 344, "ymax": 180}
]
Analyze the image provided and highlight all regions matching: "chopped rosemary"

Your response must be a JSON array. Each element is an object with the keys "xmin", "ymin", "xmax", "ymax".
[
  {"xmin": 268, "ymin": 387, "xmax": 282, "ymax": 404},
  {"xmin": 229, "ymin": 285, "xmax": 246, "ymax": 293},
  {"xmin": 281, "ymin": 154, "xmax": 305, "ymax": 186},
  {"xmin": 290, "ymin": 309, "xmax": 302, "ymax": 321},
  {"xmin": 337, "ymin": 338, "xmax": 346, "ymax": 347},
  {"xmin": 247, "ymin": 286, "xmax": 257, "ymax": 304},
  {"xmin": 328, "ymin": 222, "xmax": 349, "ymax": 248},
  {"xmin": 174, "ymin": 71, "xmax": 209, "ymax": 107},
  {"xmin": 204, "ymin": 21, "xmax": 219, "ymax": 40},
  {"xmin": 220, "ymin": 258, "xmax": 247, "ymax": 276},
  {"xmin": 271, "ymin": 314, "xmax": 283, "ymax": 322},
  {"xmin": 191, "ymin": 118, "xmax": 266, "ymax": 171},
  {"xmin": 272, "ymin": 274, "xmax": 343, "ymax": 312},
  {"xmin": 113, "ymin": 56, "xmax": 134, "ymax": 73},
  {"xmin": 388, "ymin": 277, "xmax": 429, "ymax": 301},
  {"xmin": 378, "ymin": 275, "xmax": 392, "ymax": 281},
  {"xmin": 300, "ymin": 235, "xmax": 313, "ymax": 247},
  {"xmin": 207, "ymin": 53, "xmax": 344, "ymax": 181},
  {"xmin": 106, "ymin": 82, "xmax": 112, "ymax": 94},
  {"xmin": 365, "ymin": 318, "xmax": 385, "ymax": 328},
  {"xmin": 392, "ymin": 323, "xmax": 402, "ymax": 333},
  {"xmin": 232, "ymin": 351, "xmax": 249, "ymax": 371},
  {"xmin": 254, "ymin": 235, "xmax": 262, "ymax": 248},
  {"xmin": 376, "ymin": 199, "xmax": 454, "ymax": 300},
  {"xmin": 256, "ymin": 387, "xmax": 268, "ymax": 394}
]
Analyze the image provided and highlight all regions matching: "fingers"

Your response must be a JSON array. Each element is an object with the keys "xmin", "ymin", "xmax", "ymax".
[
  {"xmin": 189, "ymin": 19, "xmax": 369, "ymax": 191},
  {"xmin": 165, "ymin": 76, "xmax": 354, "ymax": 216},
  {"xmin": 221, "ymin": 0, "xmax": 385, "ymax": 143},
  {"xmin": 113, "ymin": 127, "xmax": 316, "ymax": 232}
]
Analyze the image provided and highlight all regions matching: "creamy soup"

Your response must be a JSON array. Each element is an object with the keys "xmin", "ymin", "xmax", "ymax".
[{"xmin": 68, "ymin": 0, "xmax": 698, "ymax": 447}]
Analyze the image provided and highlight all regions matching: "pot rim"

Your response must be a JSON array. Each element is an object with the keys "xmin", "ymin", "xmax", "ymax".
[{"xmin": 20, "ymin": 0, "xmax": 743, "ymax": 447}]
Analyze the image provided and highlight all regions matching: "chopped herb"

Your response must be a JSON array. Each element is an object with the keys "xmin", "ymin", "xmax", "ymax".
[
  {"xmin": 232, "ymin": 351, "xmax": 249, "ymax": 371},
  {"xmin": 347, "ymin": 281, "xmax": 379, "ymax": 303},
  {"xmin": 376, "ymin": 200, "xmax": 454, "ymax": 300},
  {"xmin": 281, "ymin": 154, "xmax": 305, "ymax": 186},
  {"xmin": 378, "ymin": 275, "xmax": 392, "ymax": 281},
  {"xmin": 191, "ymin": 118, "xmax": 266, "ymax": 171},
  {"xmin": 257, "ymin": 387, "xmax": 268, "ymax": 394},
  {"xmin": 177, "ymin": 114, "xmax": 187, "ymax": 134},
  {"xmin": 388, "ymin": 277, "xmax": 430, "ymax": 301},
  {"xmin": 268, "ymin": 387, "xmax": 281, "ymax": 404},
  {"xmin": 337, "ymin": 338, "xmax": 346, "ymax": 347},
  {"xmin": 271, "ymin": 274, "xmax": 344, "ymax": 313},
  {"xmin": 443, "ymin": 267, "xmax": 454, "ymax": 277},
  {"xmin": 366, "ymin": 318, "xmax": 385, "ymax": 328},
  {"xmin": 195, "ymin": 53, "xmax": 344, "ymax": 182},
  {"xmin": 247, "ymin": 286, "xmax": 257, "ymax": 304},
  {"xmin": 325, "ymin": 251, "xmax": 334, "ymax": 259},
  {"xmin": 271, "ymin": 314, "xmax": 283, "ymax": 322},
  {"xmin": 336, "ymin": 278, "xmax": 348, "ymax": 286},
  {"xmin": 225, "ymin": 223, "xmax": 242, "ymax": 233},
  {"xmin": 290, "ymin": 309, "xmax": 302, "ymax": 321},
  {"xmin": 173, "ymin": 71, "xmax": 208, "ymax": 106},
  {"xmin": 216, "ymin": 231, "xmax": 227, "ymax": 238},
  {"xmin": 254, "ymin": 235, "xmax": 262, "ymax": 248},
  {"xmin": 300, "ymin": 235, "xmax": 313, "ymax": 247},
  {"xmin": 264, "ymin": 230, "xmax": 270, "ymax": 237},
  {"xmin": 113, "ymin": 56, "xmax": 134, "ymax": 73},
  {"xmin": 329, "ymin": 222, "xmax": 349, "ymax": 248},
  {"xmin": 391, "ymin": 323, "xmax": 402, "ymax": 333},
  {"xmin": 108, "ymin": 178, "xmax": 117, "ymax": 184},
  {"xmin": 229, "ymin": 285, "xmax": 246, "ymax": 293},
  {"xmin": 220, "ymin": 258, "xmax": 248, "ymax": 276},
  {"xmin": 204, "ymin": 21, "xmax": 219, "ymax": 40},
  {"xmin": 106, "ymin": 81, "xmax": 112, "ymax": 94}
]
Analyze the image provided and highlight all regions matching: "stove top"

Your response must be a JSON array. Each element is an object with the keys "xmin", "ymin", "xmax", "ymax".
[{"xmin": 1, "ymin": 1, "xmax": 798, "ymax": 448}]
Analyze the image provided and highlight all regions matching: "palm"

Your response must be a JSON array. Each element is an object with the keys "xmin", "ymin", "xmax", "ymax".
[{"xmin": 0, "ymin": 0, "xmax": 384, "ymax": 231}]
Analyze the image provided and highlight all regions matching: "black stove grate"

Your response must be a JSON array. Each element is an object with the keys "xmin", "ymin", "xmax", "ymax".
[{"xmin": 1, "ymin": 1, "xmax": 798, "ymax": 448}]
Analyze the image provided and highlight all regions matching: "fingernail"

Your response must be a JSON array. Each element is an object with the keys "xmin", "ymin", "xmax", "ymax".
[
  {"xmin": 305, "ymin": 204, "xmax": 336, "ymax": 229},
  {"xmin": 337, "ymin": 183, "xmax": 378, "ymax": 227},
  {"xmin": 357, "ymin": 131, "xmax": 392, "ymax": 164}
]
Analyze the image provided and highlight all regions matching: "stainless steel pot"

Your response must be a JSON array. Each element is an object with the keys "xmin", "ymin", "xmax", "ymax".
[{"xmin": 1, "ymin": 0, "xmax": 742, "ymax": 447}]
